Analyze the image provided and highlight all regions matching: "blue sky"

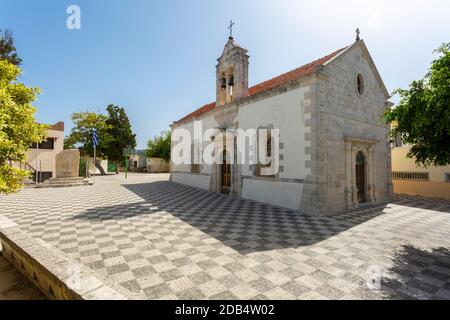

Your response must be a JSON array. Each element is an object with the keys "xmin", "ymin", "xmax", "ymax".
[{"xmin": 2, "ymin": 0, "xmax": 449, "ymax": 148}]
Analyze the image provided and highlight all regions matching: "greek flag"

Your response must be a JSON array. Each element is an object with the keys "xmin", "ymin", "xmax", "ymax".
[{"xmin": 92, "ymin": 128, "xmax": 99, "ymax": 147}]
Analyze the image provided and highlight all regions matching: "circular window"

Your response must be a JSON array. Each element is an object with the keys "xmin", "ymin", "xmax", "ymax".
[{"xmin": 356, "ymin": 73, "xmax": 364, "ymax": 95}]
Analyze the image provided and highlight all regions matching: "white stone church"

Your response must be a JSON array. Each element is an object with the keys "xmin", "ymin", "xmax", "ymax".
[{"xmin": 170, "ymin": 33, "xmax": 393, "ymax": 214}]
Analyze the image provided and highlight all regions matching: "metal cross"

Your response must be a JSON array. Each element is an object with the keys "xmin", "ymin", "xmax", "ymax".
[
  {"xmin": 356, "ymin": 28, "xmax": 360, "ymax": 41},
  {"xmin": 228, "ymin": 20, "xmax": 235, "ymax": 38}
]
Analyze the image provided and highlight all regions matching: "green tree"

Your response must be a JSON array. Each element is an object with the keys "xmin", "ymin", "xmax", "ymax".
[
  {"xmin": 0, "ymin": 29, "xmax": 22, "ymax": 66},
  {"xmin": 384, "ymin": 43, "xmax": 450, "ymax": 167},
  {"xmin": 0, "ymin": 59, "xmax": 47, "ymax": 193},
  {"xmin": 104, "ymin": 104, "xmax": 137, "ymax": 173},
  {"xmin": 146, "ymin": 130, "xmax": 171, "ymax": 161},
  {"xmin": 65, "ymin": 111, "xmax": 112, "ymax": 174}
]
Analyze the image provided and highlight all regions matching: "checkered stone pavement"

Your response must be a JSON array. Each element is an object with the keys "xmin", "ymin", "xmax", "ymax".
[{"xmin": 0, "ymin": 173, "xmax": 449, "ymax": 300}]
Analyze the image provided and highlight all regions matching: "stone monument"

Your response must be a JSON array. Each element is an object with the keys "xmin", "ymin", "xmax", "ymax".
[
  {"xmin": 39, "ymin": 149, "xmax": 91, "ymax": 188},
  {"xmin": 55, "ymin": 149, "xmax": 80, "ymax": 178}
]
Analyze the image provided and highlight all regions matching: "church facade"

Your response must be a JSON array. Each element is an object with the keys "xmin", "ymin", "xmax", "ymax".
[{"xmin": 170, "ymin": 35, "xmax": 393, "ymax": 214}]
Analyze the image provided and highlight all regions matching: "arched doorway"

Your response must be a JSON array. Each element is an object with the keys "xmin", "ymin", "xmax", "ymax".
[{"xmin": 355, "ymin": 151, "xmax": 366, "ymax": 203}]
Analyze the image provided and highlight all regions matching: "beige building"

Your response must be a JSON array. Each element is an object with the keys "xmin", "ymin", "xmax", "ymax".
[
  {"xmin": 170, "ymin": 34, "xmax": 393, "ymax": 214},
  {"xmin": 25, "ymin": 122, "xmax": 65, "ymax": 182},
  {"xmin": 392, "ymin": 143, "xmax": 450, "ymax": 199}
]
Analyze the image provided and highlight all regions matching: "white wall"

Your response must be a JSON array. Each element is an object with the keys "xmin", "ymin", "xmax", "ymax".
[
  {"xmin": 171, "ymin": 116, "xmax": 217, "ymax": 175},
  {"xmin": 241, "ymin": 179, "xmax": 303, "ymax": 210},
  {"xmin": 237, "ymin": 86, "xmax": 311, "ymax": 180},
  {"xmin": 171, "ymin": 172, "xmax": 210, "ymax": 190},
  {"xmin": 86, "ymin": 157, "xmax": 108, "ymax": 175}
]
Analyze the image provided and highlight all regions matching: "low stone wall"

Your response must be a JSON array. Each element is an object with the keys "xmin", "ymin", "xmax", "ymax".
[{"xmin": 0, "ymin": 216, "xmax": 137, "ymax": 300}]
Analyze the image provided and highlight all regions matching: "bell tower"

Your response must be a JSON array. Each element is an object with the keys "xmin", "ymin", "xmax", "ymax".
[{"xmin": 216, "ymin": 33, "xmax": 249, "ymax": 107}]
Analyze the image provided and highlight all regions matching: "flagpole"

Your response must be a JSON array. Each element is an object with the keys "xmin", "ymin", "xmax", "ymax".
[
  {"xmin": 92, "ymin": 128, "xmax": 97, "ymax": 185},
  {"xmin": 93, "ymin": 144, "xmax": 96, "ymax": 185}
]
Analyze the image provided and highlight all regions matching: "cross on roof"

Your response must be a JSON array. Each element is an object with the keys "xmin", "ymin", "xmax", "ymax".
[{"xmin": 228, "ymin": 20, "xmax": 235, "ymax": 39}]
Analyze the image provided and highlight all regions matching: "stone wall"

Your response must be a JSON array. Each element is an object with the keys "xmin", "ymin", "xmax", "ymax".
[
  {"xmin": 147, "ymin": 157, "xmax": 170, "ymax": 173},
  {"xmin": 315, "ymin": 42, "xmax": 392, "ymax": 213}
]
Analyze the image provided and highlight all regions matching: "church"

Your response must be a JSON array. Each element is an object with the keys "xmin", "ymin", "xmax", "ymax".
[{"xmin": 170, "ymin": 30, "xmax": 393, "ymax": 214}]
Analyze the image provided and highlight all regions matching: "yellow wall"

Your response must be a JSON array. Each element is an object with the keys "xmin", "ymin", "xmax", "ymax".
[{"xmin": 391, "ymin": 146, "xmax": 450, "ymax": 198}]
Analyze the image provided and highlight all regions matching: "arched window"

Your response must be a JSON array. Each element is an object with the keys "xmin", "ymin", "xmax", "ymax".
[
  {"xmin": 218, "ymin": 70, "xmax": 227, "ymax": 105},
  {"xmin": 356, "ymin": 151, "xmax": 365, "ymax": 165},
  {"xmin": 228, "ymin": 74, "xmax": 234, "ymax": 99},
  {"xmin": 356, "ymin": 73, "xmax": 364, "ymax": 95},
  {"xmin": 226, "ymin": 66, "xmax": 235, "ymax": 103}
]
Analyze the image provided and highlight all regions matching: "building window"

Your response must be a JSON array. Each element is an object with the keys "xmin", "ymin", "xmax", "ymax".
[
  {"xmin": 445, "ymin": 172, "xmax": 450, "ymax": 183},
  {"xmin": 392, "ymin": 171, "xmax": 429, "ymax": 181},
  {"xmin": 30, "ymin": 138, "xmax": 55, "ymax": 150},
  {"xmin": 356, "ymin": 73, "xmax": 364, "ymax": 95},
  {"xmin": 256, "ymin": 129, "xmax": 274, "ymax": 177}
]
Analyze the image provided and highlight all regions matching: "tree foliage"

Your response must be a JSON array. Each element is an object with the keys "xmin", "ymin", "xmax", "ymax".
[
  {"xmin": 0, "ymin": 29, "xmax": 22, "ymax": 66},
  {"xmin": 103, "ymin": 104, "xmax": 137, "ymax": 163},
  {"xmin": 65, "ymin": 105, "xmax": 136, "ymax": 174},
  {"xmin": 384, "ymin": 43, "xmax": 450, "ymax": 167},
  {"xmin": 146, "ymin": 130, "xmax": 171, "ymax": 160},
  {"xmin": 0, "ymin": 59, "xmax": 47, "ymax": 193},
  {"xmin": 64, "ymin": 111, "xmax": 111, "ymax": 158}
]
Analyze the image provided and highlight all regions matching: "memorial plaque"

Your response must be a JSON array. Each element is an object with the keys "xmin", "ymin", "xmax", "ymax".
[{"xmin": 55, "ymin": 149, "xmax": 80, "ymax": 178}]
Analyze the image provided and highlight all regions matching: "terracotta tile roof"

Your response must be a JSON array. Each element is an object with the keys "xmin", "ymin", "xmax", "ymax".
[
  {"xmin": 176, "ymin": 46, "xmax": 347, "ymax": 123},
  {"xmin": 48, "ymin": 121, "xmax": 64, "ymax": 131}
]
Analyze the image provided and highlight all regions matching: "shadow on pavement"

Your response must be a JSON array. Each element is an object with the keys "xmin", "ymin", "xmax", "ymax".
[{"xmin": 73, "ymin": 181, "xmax": 388, "ymax": 254}]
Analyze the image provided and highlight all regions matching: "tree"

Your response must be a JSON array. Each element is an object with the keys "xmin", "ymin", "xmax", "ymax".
[
  {"xmin": 384, "ymin": 43, "xmax": 450, "ymax": 167},
  {"xmin": 146, "ymin": 130, "xmax": 171, "ymax": 161},
  {"xmin": 0, "ymin": 29, "xmax": 22, "ymax": 66},
  {"xmin": 0, "ymin": 59, "xmax": 47, "ymax": 193},
  {"xmin": 104, "ymin": 104, "xmax": 137, "ymax": 174},
  {"xmin": 64, "ymin": 111, "xmax": 112, "ymax": 174}
]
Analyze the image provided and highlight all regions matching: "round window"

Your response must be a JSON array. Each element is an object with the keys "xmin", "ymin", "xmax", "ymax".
[{"xmin": 356, "ymin": 73, "xmax": 364, "ymax": 95}]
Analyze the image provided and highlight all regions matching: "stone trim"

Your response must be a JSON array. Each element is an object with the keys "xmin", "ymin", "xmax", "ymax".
[
  {"xmin": 242, "ymin": 175, "xmax": 305, "ymax": 184},
  {"xmin": 344, "ymin": 138, "xmax": 378, "ymax": 209},
  {"xmin": 172, "ymin": 171, "xmax": 211, "ymax": 177}
]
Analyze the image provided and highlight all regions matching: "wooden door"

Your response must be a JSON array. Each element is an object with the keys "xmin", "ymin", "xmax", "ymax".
[
  {"xmin": 221, "ymin": 150, "xmax": 231, "ymax": 194},
  {"xmin": 356, "ymin": 151, "xmax": 366, "ymax": 203}
]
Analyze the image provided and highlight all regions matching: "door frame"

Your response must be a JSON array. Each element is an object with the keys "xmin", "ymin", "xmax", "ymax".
[{"xmin": 344, "ymin": 137, "xmax": 378, "ymax": 209}]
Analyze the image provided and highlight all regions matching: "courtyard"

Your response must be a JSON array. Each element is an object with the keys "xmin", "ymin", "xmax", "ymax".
[{"xmin": 0, "ymin": 173, "xmax": 449, "ymax": 300}]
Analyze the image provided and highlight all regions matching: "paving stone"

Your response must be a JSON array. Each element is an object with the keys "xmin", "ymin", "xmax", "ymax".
[{"xmin": 1, "ymin": 174, "xmax": 449, "ymax": 299}]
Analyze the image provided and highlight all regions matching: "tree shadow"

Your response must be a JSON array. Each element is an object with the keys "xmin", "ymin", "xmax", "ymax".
[
  {"xmin": 381, "ymin": 245, "xmax": 450, "ymax": 300},
  {"xmin": 73, "ymin": 181, "xmax": 388, "ymax": 254}
]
